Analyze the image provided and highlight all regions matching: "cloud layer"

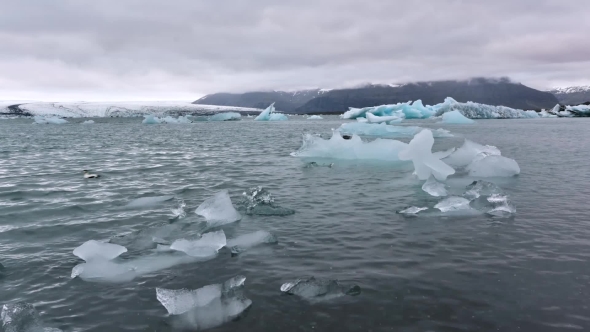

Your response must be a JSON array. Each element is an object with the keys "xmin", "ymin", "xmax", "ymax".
[{"xmin": 1, "ymin": 0, "xmax": 589, "ymax": 100}]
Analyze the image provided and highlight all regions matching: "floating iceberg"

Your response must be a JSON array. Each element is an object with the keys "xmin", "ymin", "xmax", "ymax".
[
  {"xmin": 126, "ymin": 195, "xmax": 174, "ymax": 208},
  {"xmin": 161, "ymin": 115, "xmax": 192, "ymax": 124},
  {"xmin": 33, "ymin": 115, "xmax": 68, "ymax": 124},
  {"xmin": 466, "ymin": 155, "xmax": 520, "ymax": 177},
  {"xmin": 73, "ymin": 240, "xmax": 127, "ymax": 262},
  {"xmin": 434, "ymin": 196, "xmax": 472, "ymax": 212},
  {"xmin": 366, "ymin": 112, "xmax": 403, "ymax": 123},
  {"xmin": 399, "ymin": 130, "xmax": 455, "ymax": 181},
  {"xmin": 170, "ymin": 230, "xmax": 227, "ymax": 258},
  {"xmin": 306, "ymin": 115, "xmax": 323, "ymax": 120},
  {"xmin": 238, "ymin": 186, "xmax": 295, "ymax": 216},
  {"xmin": 341, "ymin": 97, "xmax": 541, "ymax": 120},
  {"xmin": 209, "ymin": 112, "xmax": 241, "ymax": 121},
  {"xmin": 422, "ymin": 176, "xmax": 448, "ymax": 196},
  {"xmin": 142, "ymin": 115, "xmax": 161, "ymax": 124},
  {"xmin": 196, "ymin": 190, "xmax": 242, "ymax": 224},
  {"xmin": 291, "ymin": 131, "xmax": 408, "ymax": 162},
  {"xmin": 442, "ymin": 140, "xmax": 501, "ymax": 167},
  {"xmin": 565, "ymin": 104, "xmax": 590, "ymax": 116},
  {"xmin": 337, "ymin": 122, "xmax": 453, "ymax": 139},
  {"xmin": 254, "ymin": 103, "xmax": 288, "ymax": 121},
  {"xmin": 1, "ymin": 303, "xmax": 63, "ymax": 332},
  {"xmin": 156, "ymin": 276, "xmax": 251, "ymax": 330},
  {"xmin": 227, "ymin": 230, "xmax": 278, "ymax": 255},
  {"xmin": 281, "ymin": 277, "xmax": 361, "ymax": 302},
  {"xmin": 397, "ymin": 206, "xmax": 428, "ymax": 215},
  {"xmin": 441, "ymin": 110, "xmax": 475, "ymax": 124},
  {"xmin": 81, "ymin": 120, "xmax": 95, "ymax": 124}
]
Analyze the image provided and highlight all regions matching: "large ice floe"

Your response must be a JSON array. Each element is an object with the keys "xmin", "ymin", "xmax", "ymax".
[
  {"xmin": 254, "ymin": 103, "xmax": 288, "ymax": 121},
  {"xmin": 340, "ymin": 97, "xmax": 541, "ymax": 120},
  {"xmin": 70, "ymin": 240, "xmax": 198, "ymax": 283},
  {"xmin": 237, "ymin": 186, "xmax": 295, "ymax": 216},
  {"xmin": 156, "ymin": 276, "xmax": 251, "ymax": 330},
  {"xmin": 280, "ymin": 277, "xmax": 361, "ymax": 303},
  {"xmin": 32, "ymin": 115, "xmax": 68, "ymax": 124},
  {"xmin": 195, "ymin": 190, "xmax": 242, "ymax": 225},
  {"xmin": 209, "ymin": 112, "xmax": 241, "ymax": 121},
  {"xmin": 1, "ymin": 302, "xmax": 63, "ymax": 332},
  {"xmin": 337, "ymin": 122, "xmax": 453, "ymax": 139}
]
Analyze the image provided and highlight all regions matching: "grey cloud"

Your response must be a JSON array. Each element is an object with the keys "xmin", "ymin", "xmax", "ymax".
[{"xmin": 0, "ymin": 0, "xmax": 589, "ymax": 100}]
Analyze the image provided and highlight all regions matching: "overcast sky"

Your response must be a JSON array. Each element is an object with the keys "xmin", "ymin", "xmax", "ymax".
[{"xmin": 1, "ymin": 0, "xmax": 589, "ymax": 101}]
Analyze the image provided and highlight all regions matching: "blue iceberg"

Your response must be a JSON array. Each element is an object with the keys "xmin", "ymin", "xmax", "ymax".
[
  {"xmin": 142, "ymin": 115, "xmax": 161, "ymax": 124},
  {"xmin": 338, "ymin": 122, "xmax": 453, "ymax": 138},
  {"xmin": 442, "ymin": 110, "xmax": 475, "ymax": 124},
  {"xmin": 254, "ymin": 103, "xmax": 288, "ymax": 121}
]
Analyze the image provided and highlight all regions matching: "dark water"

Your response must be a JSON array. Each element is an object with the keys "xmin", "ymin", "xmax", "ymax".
[{"xmin": 1, "ymin": 117, "xmax": 590, "ymax": 331}]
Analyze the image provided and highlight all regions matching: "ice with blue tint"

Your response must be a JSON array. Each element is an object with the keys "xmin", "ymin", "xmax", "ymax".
[
  {"xmin": 280, "ymin": 277, "xmax": 361, "ymax": 302},
  {"xmin": 142, "ymin": 115, "xmax": 161, "ymax": 124},
  {"xmin": 170, "ymin": 230, "xmax": 227, "ymax": 258},
  {"xmin": 195, "ymin": 190, "xmax": 242, "ymax": 225},
  {"xmin": 341, "ymin": 97, "xmax": 541, "ymax": 120},
  {"xmin": 254, "ymin": 103, "xmax": 289, "ymax": 121},
  {"xmin": 442, "ymin": 140, "xmax": 501, "ymax": 167},
  {"xmin": 291, "ymin": 131, "xmax": 408, "ymax": 162},
  {"xmin": 366, "ymin": 112, "xmax": 403, "ymax": 123},
  {"xmin": 162, "ymin": 116, "xmax": 192, "ymax": 124},
  {"xmin": 209, "ymin": 112, "xmax": 241, "ymax": 121},
  {"xmin": 442, "ymin": 139, "xmax": 520, "ymax": 177},
  {"xmin": 73, "ymin": 240, "xmax": 127, "ymax": 262},
  {"xmin": 399, "ymin": 130, "xmax": 455, "ymax": 181},
  {"xmin": 227, "ymin": 230, "xmax": 278, "ymax": 255},
  {"xmin": 337, "ymin": 123, "xmax": 453, "ymax": 139},
  {"xmin": 307, "ymin": 115, "xmax": 323, "ymax": 120},
  {"xmin": 442, "ymin": 110, "xmax": 475, "ymax": 124},
  {"xmin": 566, "ymin": 104, "xmax": 590, "ymax": 116},
  {"xmin": 33, "ymin": 116, "xmax": 68, "ymax": 124}
]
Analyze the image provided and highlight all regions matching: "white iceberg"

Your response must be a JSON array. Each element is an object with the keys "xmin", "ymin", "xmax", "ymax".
[
  {"xmin": 33, "ymin": 115, "xmax": 68, "ymax": 124},
  {"xmin": 337, "ymin": 122, "xmax": 453, "ymax": 139},
  {"xmin": 195, "ymin": 190, "xmax": 242, "ymax": 224},
  {"xmin": 170, "ymin": 230, "xmax": 227, "ymax": 258},
  {"xmin": 366, "ymin": 112, "xmax": 403, "ymax": 123},
  {"xmin": 422, "ymin": 176, "xmax": 448, "ymax": 196},
  {"xmin": 291, "ymin": 131, "xmax": 408, "ymax": 162},
  {"xmin": 466, "ymin": 155, "xmax": 520, "ymax": 177},
  {"xmin": 441, "ymin": 110, "xmax": 475, "ymax": 124},
  {"xmin": 73, "ymin": 240, "xmax": 127, "ymax": 262},
  {"xmin": 306, "ymin": 115, "xmax": 323, "ymax": 120},
  {"xmin": 209, "ymin": 112, "xmax": 241, "ymax": 121},
  {"xmin": 398, "ymin": 130, "xmax": 455, "ymax": 181},
  {"xmin": 442, "ymin": 140, "xmax": 501, "ymax": 167},
  {"xmin": 254, "ymin": 103, "xmax": 288, "ymax": 121}
]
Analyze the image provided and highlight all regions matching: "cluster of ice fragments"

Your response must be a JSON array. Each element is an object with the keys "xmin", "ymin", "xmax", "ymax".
[
  {"xmin": 254, "ymin": 103, "xmax": 288, "ymax": 121},
  {"xmin": 340, "ymin": 97, "xmax": 541, "ymax": 120},
  {"xmin": 1, "ymin": 303, "xmax": 63, "ymax": 332}
]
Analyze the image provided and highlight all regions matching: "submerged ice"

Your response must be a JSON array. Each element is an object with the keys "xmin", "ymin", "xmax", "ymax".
[
  {"xmin": 464, "ymin": 181, "xmax": 516, "ymax": 217},
  {"xmin": 195, "ymin": 190, "xmax": 242, "ymax": 224},
  {"xmin": 170, "ymin": 230, "xmax": 227, "ymax": 258},
  {"xmin": 281, "ymin": 277, "xmax": 361, "ymax": 302},
  {"xmin": 1, "ymin": 303, "xmax": 63, "ymax": 332},
  {"xmin": 227, "ymin": 230, "xmax": 278, "ymax": 255},
  {"xmin": 422, "ymin": 176, "xmax": 448, "ymax": 196}
]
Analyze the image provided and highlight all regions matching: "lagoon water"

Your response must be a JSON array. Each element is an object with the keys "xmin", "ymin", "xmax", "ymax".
[{"xmin": 1, "ymin": 116, "xmax": 590, "ymax": 331}]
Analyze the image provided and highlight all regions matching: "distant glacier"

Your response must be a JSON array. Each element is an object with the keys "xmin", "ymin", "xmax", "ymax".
[{"xmin": 0, "ymin": 101, "xmax": 262, "ymax": 118}]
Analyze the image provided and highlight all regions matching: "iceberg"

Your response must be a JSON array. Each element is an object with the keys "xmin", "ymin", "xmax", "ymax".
[
  {"xmin": 397, "ymin": 206, "xmax": 428, "ymax": 215},
  {"xmin": 170, "ymin": 230, "xmax": 227, "ymax": 258},
  {"xmin": 338, "ymin": 122, "xmax": 453, "ymax": 139},
  {"xmin": 142, "ymin": 115, "xmax": 161, "ymax": 124},
  {"xmin": 398, "ymin": 130, "xmax": 455, "ymax": 181},
  {"xmin": 434, "ymin": 196, "xmax": 472, "ymax": 212},
  {"xmin": 366, "ymin": 112, "xmax": 403, "ymax": 123},
  {"xmin": 306, "ymin": 115, "xmax": 323, "ymax": 120},
  {"xmin": 33, "ymin": 115, "xmax": 67, "ymax": 124},
  {"xmin": 156, "ymin": 276, "xmax": 251, "ymax": 330},
  {"xmin": 280, "ymin": 277, "xmax": 361, "ymax": 302},
  {"xmin": 442, "ymin": 140, "xmax": 501, "ymax": 167},
  {"xmin": 81, "ymin": 120, "xmax": 95, "ymax": 124},
  {"xmin": 227, "ymin": 230, "xmax": 278, "ymax": 255},
  {"xmin": 466, "ymin": 155, "xmax": 520, "ymax": 177},
  {"xmin": 291, "ymin": 131, "xmax": 408, "ymax": 162},
  {"xmin": 441, "ymin": 110, "xmax": 475, "ymax": 124},
  {"xmin": 125, "ymin": 195, "xmax": 174, "ymax": 208},
  {"xmin": 195, "ymin": 190, "xmax": 242, "ymax": 224},
  {"xmin": 566, "ymin": 104, "xmax": 590, "ymax": 116},
  {"xmin": 422, "ymin": 176, "xmax": 448, "ymax": 196},
  {"xmin": 238, "ymin": 186, "xmax": 295, "ymax": 216},
  {"xmin": 1, "ymin": 303, "xmax": 63, "ymax": 332},
  {"xmin": 209, "ymin": 112, "xmax": 241, "ymax": 121},
  {"xmin": 73, "ymin": 240, "xmax": 127, "ymax": 262},
  {"xmin": 254, "ymin": 103, "xmax": 288, "ymax": 121},
  {"xmin": 161, "ymin": 115, "xmax": 192, "ymax": 124}
]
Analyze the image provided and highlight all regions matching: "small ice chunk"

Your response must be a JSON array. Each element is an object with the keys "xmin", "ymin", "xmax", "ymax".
[
  {"xmin": 1, "ymin": 303, "xmax": 63, "ymax": 332},
  {"xmin": 82, "ymin": 120, "xmax": 95, "ymax": 124},
  {"xmin": 195, "ymin": 190, "xmax": 242, "ymax": 224},
  {"xmin": 126, "ymin": 195, "xmax": 174, "ymax": 208},
  {"xmin": 422, "ymin": 176, "xmax": 448, "ymax": 197},
  {"xmin": 398, "ymin": 130, "xmax": 455, "ymax": 181},
  {"xmin": 443, "ymin": 140, "xmax": 501, "ymax": 167},
  {"xmin": 238, "ymin": 186, "xmax": 295, "ymax": 216},
  {"xmin": 142, "ymin": 115, "xmax": 161, "ymax": 124},
  {"xmin": 463, "ymin": 180, "xmax": 504, "ymax": 200},
  {"xmin": 170, "ymin": 230, "xmax": 227, "ymax": 258},
  {"xmin": 73, "ymin": 240, "xmax": 127, "ymax": 262},
  {"xmin": 397, "ymin": 206, "xmax": 428, "ymax": 214},
  {"xmin": 227, "ymin": 230, "xmax": 278, "ymax": 255},
  {"xmin": 171, "ymin": 199, "xmax": 187, "ymax": 219},
  {"xmin": 442, "ymin": 110, "xmax": 475, "ymax": 124},
  {"xmin": 306, "ymin": 115, "xmax": 323, "ymax": 120},
  {"xmin": 466, "ymin": 155, "xmax": 520, "ymax": 177},
  {"xmin": 280, "ymin": 277, "xmax": 361, "ymax": 302},
  {"xmin": 434, "ymin": 196, "xmax": 472, "ymax": 212},
  {"xmin": 209, "ymin": 112, "xmax": 241, "ymax": 121}
]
